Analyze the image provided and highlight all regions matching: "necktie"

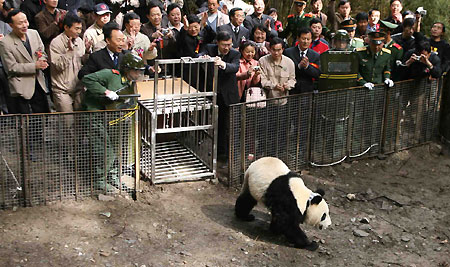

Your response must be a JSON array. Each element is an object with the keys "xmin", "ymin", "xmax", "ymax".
[
  {"xmin": 234, "ymin": 26, "xmax": 239, "ymax": 36},
  {"xmin": 300, "ymin": 51, "xmax": 305, "ymax": 58},
  {"xmin": 113, "ymin": 53, "xmax": 119, "ymax": 68}
]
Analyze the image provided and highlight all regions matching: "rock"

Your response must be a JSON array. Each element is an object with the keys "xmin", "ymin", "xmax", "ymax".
[
  {"xmin": 179, "ymin": 251, "xmax": 192, "ymax": 256},
  {"xmin": 401, "ymin": 236, "xmax": 411, "ymax": 242},
  {"xmin": 359, "ymin": 224, "xmax": 371, "ymax": 231},
  {"xmin": 342, "ymin": 162, "xmax": 351, "ymax": 169},
  {"xmin": 366, "ymin": 188, "xmax": 373, "ymax": 195},
  {"xmin": 99, "ymin": 212, "xmax": 111, "ymax": 218},
  {"xmin": 231, "ymin": 257, "xmax": 237, "ymax": 262},
  {"xmin": 350, "ymin": 217, "xmax": 356, "ymax": 223},
  {"xmin": 98, "ymin": 194, "xmax": 115, "ymax": 201},
  {"xmin": 381, "ymin": 201, "xmax": 392, "ymax": 210},
  {"xmin": 346, "ymin": 194, "xmax": 356, "ymax": 200},
  {"xmin": 360, "ymin": 217, "xmax": 370, "ymax": 224},
  {"xmin": 353, "ymin": 229, "xmax": 369, "ymax": 237},
  {"xmin": 99, "ymin": 250, "xmax": 111, "ymax": 257},
  {"xmin": 349, "ymin": 239, "xmax": 354, "ymax": 244},
  {"xmin": 12, "ymin": 206, "xmax": 18, "ymax": 211},
  {"xmin": 320, "ymin": 239, "xmax": 325, "ymax": 244},
  {"xmin": 398, "ymin": 170, "xmax": 408, "ymax": 177}
]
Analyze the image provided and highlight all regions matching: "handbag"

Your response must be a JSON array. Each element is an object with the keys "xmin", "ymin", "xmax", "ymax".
[{"xmin": 245, "ymin": 87, "xmax": 266, "ymax": 108}]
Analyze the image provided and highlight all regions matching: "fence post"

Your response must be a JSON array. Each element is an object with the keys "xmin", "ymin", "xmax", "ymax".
[
  {"xmin": 239, "ymin": 104, "xmax": 246, "ymax": 184},
  {"xmin": 380, "ymin": 85, "xmax": 390, "ymax": 155}
]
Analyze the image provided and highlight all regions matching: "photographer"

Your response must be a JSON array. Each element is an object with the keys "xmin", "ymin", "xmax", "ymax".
[
  {"xmin": 401, "ymin": 41, "xmax": 441, "ymax": 80},
  {"xmin": 141, "ymin": 2, "xmax": 176, "ymax": 61},
  {"xmin": 414, "ymin": 22, "xmax": 450, "ymax": 73}
]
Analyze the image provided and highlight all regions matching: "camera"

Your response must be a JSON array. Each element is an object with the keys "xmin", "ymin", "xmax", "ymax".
[
  {"xmin": 161, "ymin": 28, "xmax": 170, "ymax": 35},
  {"xmin": 253, "ymin": 66, "xmax": 260, "ymax": 70},
  {"xmin": 413, "ymin": 55, "xmax": 421, "ymax": 61},
  {"xmin": 415, "ymin": 7, "xmax": 427, "ymax": 17}
]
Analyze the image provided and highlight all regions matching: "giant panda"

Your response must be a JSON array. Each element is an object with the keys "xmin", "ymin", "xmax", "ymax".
[{"xmin": 235, "ymin": 157, "xmax": 332, "ymax": 251}]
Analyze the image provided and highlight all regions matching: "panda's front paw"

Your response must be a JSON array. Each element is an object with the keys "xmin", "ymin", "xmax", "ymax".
[{"xmin": 304, "ymin": 241, "xmax": 319, "ymax": 251}]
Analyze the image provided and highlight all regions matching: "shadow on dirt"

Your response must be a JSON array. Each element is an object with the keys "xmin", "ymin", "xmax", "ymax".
[{"xmin": 201, "ymin": 204, "xmax": 294, "ymax": 248}]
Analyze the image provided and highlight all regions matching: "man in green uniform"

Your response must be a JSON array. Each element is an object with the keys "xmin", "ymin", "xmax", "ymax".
[
  {"xmin": 279, "ymin": 0, "xmax": 313, "ymax": 46},
  {"xmin": 379, "ymin": 20, "xmax": 403, "ymax": 81},
  {"xmin": 82, "ymin": 53, "xmax": 144, "ymax": 111},
  {"xmin": 356, "ymin": 31, "xmax": 394, "ymax": 89},
  {"xmin": 340, "ymin": 19, "xmax": 364, "ymax": 50},
  {"xmin": 81, "ymin": 53, "xmax": 144, "ymax": 192}
]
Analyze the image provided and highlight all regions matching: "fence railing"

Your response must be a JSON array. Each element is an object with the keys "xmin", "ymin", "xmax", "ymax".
[
  {"xmin": 227, "ymin": 78, "xmax": 443, "ymax": 188},
  {"xmin": 0, "ymin": 109, "xmax": 139, "ymax": 209}
]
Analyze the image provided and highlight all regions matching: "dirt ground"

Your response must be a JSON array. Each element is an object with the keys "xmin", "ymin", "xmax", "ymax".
[{"xmin": 0, "ymin": 143, "xmax": 449, "ymax": 267}]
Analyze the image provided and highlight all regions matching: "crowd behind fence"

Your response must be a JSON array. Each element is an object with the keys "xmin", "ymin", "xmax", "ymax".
[
  {"xmin": 0, "ymin": 109, "xmax": 139, "ymax": 209},
  {"xmin": 227, "ymin": 78, "xmax": 443, "ymax": 188}
]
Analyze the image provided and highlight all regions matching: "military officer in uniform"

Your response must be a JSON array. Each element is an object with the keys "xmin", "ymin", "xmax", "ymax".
[
  {"xmin": 82, "ymin": 53, "xmax": 144, "ymax": 111},
  {"xmin": 379, "ymin": 20, "xmax": 403, "ymax": 81},
  {"xmin": 279, "ymin": 0, "xmax": 313, "ymax": 46},
  {"xmin": 356, "ymin": 31, "xmax": 394, "ymax": 89},
  {"xmin": 81, "ymin": 53, "xmax": 144, "ymax": 192},
  {"xmin": 340, "ymin": 19, "xmax": 364, "ymax": 49}
]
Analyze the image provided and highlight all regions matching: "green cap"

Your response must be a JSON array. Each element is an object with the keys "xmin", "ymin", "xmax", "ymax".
[
  {"xmin": 368, "ymin": 31, "xmax": 386, "ymax": 44},
  {"xmin": 340, "ymin": 19, "xmax": 357, "ymax": 31},
  {"xmin": 379, "ymin": 20, "xmax": 398, "ymax": 30},
  {"xmin": 333, "ymin": 29, "xmax": 350, "ymax": 40},
  {"xmin": 120, "ymin": 53, "xmax": 145, "ymax": 72}
]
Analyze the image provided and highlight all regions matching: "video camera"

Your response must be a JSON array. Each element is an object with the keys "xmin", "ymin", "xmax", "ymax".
[{"xmin": 415, "ymin": 7, "xmax": 427, "ymax": 17}]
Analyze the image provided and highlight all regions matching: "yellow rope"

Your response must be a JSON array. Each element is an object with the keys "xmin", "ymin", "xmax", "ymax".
[{"xmin": 108, "ymin": 105, "xmax": 138, "ymax": 126}]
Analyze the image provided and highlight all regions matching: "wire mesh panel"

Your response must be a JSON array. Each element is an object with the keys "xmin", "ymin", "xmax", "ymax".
[
  {"xmin": 0, "ymin": 110, "xmax": 138, "ymax": 209},
  {"xmin": 383, "ymin": 79, "xmax": 441, "ymax": 153},
  {"xmin": 310, "ymin": 89, "xmax": 352, "ymax": 166},
  {"xmin": 0, "ymin": 115, "xmax": 24, "ymax": 208},
  {"xmin": 228, "ymin": 94, "xmax": 312, "ymax": 189},
  {"xmin": 348, "ymin": 85, "xmax": 385, "ymax": 158},
  {"xmin": 139, "ymin": 58, "xmax": 218, "ymax": 184}
]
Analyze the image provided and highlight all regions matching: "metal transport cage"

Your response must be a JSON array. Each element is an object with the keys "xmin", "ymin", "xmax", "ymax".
[{"xmin": 138, "ymin": 58, "xmax": 219, "ymax": 184}]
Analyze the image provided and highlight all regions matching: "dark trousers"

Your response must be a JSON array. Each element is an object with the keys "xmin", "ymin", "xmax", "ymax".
[
  {"xmin": 217, "ymin": 94, "xmax": 230, "ymax": 159},
  {"xmin": 7, "ymin": 82, "xmax": 50, "ymax": 114}
]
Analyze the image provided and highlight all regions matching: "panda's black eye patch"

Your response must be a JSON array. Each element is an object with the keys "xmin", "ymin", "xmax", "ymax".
[{"xmin": 321, "ymin": 213, "xmax": 326, "ymax": 221}]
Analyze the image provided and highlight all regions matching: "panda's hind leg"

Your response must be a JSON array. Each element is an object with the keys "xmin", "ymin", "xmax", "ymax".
[{"xmin": 235, "ymin": 187, "xmax": 257, "ymax": 221}]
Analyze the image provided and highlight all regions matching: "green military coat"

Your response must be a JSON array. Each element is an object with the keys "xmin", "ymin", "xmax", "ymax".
[
  {"xmin": 355, "ymin": 46, "xmax": 392, "ymax": 85},
  {"xmin": 279, "ymin": 12, "xmax": 314, "ymax": 43},
  {"xmin": 82, "ymin": 69, "xmax": 130, "ymax": 111},
  {"xmin": 384, "ymin": 39, "xmax": 403, "ymax": 81}
]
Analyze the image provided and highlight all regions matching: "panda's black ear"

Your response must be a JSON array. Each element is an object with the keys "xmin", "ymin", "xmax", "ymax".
[
  {"xmin": 311, "ymin": 195, "xmax": 323, "ymax": 205},
  {"xmin": 316, "ymin": 189, "xmax": 325, "ymax": 197}
]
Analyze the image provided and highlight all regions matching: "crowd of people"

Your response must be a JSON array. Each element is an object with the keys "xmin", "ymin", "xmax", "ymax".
[{"xmin": 0, "ymin": 0, "xmax": 449, "ymax": 158}]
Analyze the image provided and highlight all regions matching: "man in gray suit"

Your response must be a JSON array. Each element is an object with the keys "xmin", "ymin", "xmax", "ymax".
[
  {"xmin": 0, "ymin": 9, "xmax": 50, "ymax": 114},
  {"xmin": 217, "ymin": 7, "xmax": 249, "ymax": 48}
]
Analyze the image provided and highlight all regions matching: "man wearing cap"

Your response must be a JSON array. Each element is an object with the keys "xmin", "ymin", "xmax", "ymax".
[
  {"xmin": 379, "ymin": 20, "xmax": 403, "ymax": 81},
  {"xmin": 279, "ymin": 0, "xmax": 312, "ymax": 45},
  {"xmin": 83, "ymin": 3, "xmax": 112, "ymax": 53},
  {"xmin": 355, "ymin": 31, "xmax": 394, "ymax": 89},
  {"xmin": 340, "ymin": 18, "xmax": 364, "ymax": 49}
]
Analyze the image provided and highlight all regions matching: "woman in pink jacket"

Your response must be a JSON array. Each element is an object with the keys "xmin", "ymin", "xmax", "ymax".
[{"xmin": 236, "ymin": 41, "xmax": 261, "ymax": 101}]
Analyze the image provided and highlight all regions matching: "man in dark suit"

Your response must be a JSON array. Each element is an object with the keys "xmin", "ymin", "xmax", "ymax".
[
  {"xmin": 243, "ymin": 0, "xmax": 277, "ymax": 39},
  {"xmin": 78, "ymin": 22, "xmax": 127, "ymax": 79},
  {"xmin": 217, "ymin": 7, "xmax": 249, "ymax": 49},
  {"xmin": 284, "ymin": 27, "xmax": 321, "ymax": 94},
  {"xmin": 200, "ymin": 31, "xmax": 240, "ymax": 159}
]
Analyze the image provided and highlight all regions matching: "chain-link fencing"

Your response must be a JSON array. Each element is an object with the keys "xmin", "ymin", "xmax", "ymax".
[
  {"xmin": 0, "ymin": 109, "xmax": 138, "ymax": 209},
  {"xmin": 228, "ymin": 78, "xmax": 443, "ymax": 189}
]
